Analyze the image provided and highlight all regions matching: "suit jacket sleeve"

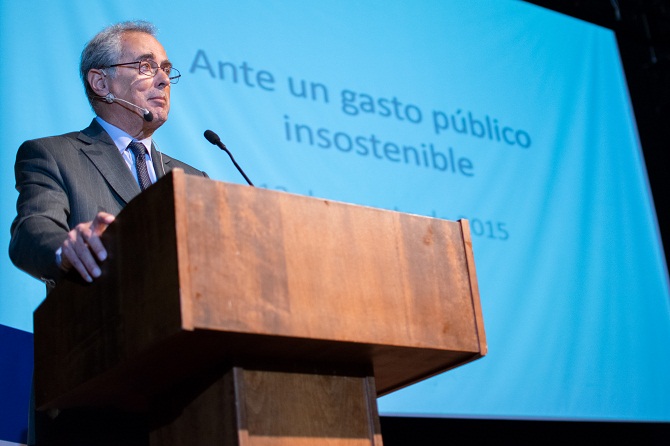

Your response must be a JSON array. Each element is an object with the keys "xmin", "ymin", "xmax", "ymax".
[{"xmin": 9, "ymin": 138, "xmax": 74, "ymax": 283}]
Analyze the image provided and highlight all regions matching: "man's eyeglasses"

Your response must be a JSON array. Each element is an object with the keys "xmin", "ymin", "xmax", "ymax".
[{"xmin": 104, "ymin": 59, "xmax": 181, "ymax": 84}]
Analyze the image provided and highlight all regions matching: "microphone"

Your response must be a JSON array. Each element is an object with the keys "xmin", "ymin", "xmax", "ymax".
[
  {"xmin": 204, "ymin": 130, "xmax": 254, "ymax": 186},
  {"xmin": 103, "ymin": 93, "xmax": 153, "ymax": 122}
]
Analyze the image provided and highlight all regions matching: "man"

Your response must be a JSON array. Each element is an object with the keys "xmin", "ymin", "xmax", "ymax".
[
  {"xmin": 9, "ymin": 21, "xmax": 207, "ymax": 445},
  {"xmin": 9, "ymin": 21, "xmax": 206, "ymax": 287}
]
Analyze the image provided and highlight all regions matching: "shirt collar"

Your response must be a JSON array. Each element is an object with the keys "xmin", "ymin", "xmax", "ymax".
[{"xmin": 95, "ymin": 116, "xmax": 153, "ymax": 158}]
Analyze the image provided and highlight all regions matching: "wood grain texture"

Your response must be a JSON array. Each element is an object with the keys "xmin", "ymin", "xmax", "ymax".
[
  {"xmin": 183, "ymin": 177, "xmax": 481, "ymax": 352},
  {"xmin": 34, "ymin": 169, "xmax": 486, "ymax": 410},
  {"xmin": 150, "ymin": 368, "xmax": 382, "ymax": 446},
  {"xmin": 241, "ymin": 369, "xmax": 382, "ymax": 445}
]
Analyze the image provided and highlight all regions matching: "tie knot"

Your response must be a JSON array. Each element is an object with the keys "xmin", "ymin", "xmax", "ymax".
[{"xmin": 128, "ymin": 141, "xmax": 148, "ymax": 157}]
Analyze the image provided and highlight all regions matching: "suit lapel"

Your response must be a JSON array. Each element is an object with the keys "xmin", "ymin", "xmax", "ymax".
[
  {"xmin": 151, "ymin": 143, "xmax": 172, "ymax": 180},
  {"xmin": 77, "ymin": 119, "xmax": 141, "ymax": 204}
]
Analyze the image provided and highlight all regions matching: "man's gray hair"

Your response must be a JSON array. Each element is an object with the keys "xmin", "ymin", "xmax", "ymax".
[{"xmin": 80, "ymin": 20, "xmax": 157, "ymax": 107}]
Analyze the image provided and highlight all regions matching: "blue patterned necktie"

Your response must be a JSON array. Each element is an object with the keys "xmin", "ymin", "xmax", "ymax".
[{"xmin": 128, "ymin": 141, "xmax": 152, "ymax": 191}]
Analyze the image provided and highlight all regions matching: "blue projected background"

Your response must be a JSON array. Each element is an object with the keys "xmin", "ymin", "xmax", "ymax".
[{"xmin": 0, "ymin": 2, "xmax": 669, "ymax": 440}]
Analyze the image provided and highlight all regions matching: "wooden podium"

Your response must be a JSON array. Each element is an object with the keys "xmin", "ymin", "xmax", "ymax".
[{"xmin": 33, "ymin": 170, "xmax": 486, "ymax": 445}]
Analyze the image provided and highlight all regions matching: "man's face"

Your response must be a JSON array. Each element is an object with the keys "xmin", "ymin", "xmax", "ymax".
[{"xmin": 106, "ymin": 31, "xmax": 172, "ymax": 131}]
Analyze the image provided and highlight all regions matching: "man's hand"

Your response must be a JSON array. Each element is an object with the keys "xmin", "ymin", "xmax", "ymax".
[{"xmin": 59, "ymin": 211, "xmax": 116, "ymax": 282}]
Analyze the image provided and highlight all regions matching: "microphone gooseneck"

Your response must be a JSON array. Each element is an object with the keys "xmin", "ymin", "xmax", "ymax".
[
  {"xmin": 103, "ymin": 93, "xmax": 153, "ymax": 122},
  {"xmin": 204, "ymin": 129, "xmax": 254, "ymax": 187}
]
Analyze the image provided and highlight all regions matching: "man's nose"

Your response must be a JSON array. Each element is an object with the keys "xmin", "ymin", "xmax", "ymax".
[{"xmin": 154, "ymin": 68, "xmax": 170, "ymax": 88}]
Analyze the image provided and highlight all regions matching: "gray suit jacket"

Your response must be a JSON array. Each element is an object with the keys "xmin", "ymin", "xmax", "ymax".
[{"xmin": 9, "ymin": 119, "xmax": 207, "ymax": 284}]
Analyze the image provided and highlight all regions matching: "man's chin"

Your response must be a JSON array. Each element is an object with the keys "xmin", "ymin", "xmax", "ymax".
[{"xmin": 147, "ymin": 110, "xmax": 168, "ymax": 125}]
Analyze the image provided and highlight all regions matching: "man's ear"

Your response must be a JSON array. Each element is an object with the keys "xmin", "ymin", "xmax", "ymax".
[{"xmin": 87, "ymin": 68, "xmax": 109, "ymax": 97}]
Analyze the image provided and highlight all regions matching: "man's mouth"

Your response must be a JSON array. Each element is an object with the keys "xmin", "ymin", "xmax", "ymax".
[{"xmin": 148, "ymin": 96, "xmax": 167, "ymax": 104}]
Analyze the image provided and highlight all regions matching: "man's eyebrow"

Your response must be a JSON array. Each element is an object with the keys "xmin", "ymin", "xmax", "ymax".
[{"xmin": 135, "ymin": 53, "xmax": 173, "ymax": 66}]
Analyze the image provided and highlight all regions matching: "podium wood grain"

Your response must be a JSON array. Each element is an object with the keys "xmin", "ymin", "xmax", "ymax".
[{"xmin": 33, "ymin": 170, "xmax": 486, "ymax": 444}]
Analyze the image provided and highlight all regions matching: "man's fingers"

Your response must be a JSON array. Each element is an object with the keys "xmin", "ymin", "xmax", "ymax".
[
  {"xmin": 84, "ymin": 234, "xmax": 107, "ymax": 262},
  {"xmin": 88, "ymin": 212, "xmax": 115, "ymax": 261},
  {"xmin": 61, "ymin": 239, "xmax": 98, "ymax": 282},
  {"xmin": 73, "ymin": 234, "xmax": 103, "ymax": 278},
  {"xmin": 59, "ymin": 213, "xmax": 114, "ymax": 282},
  {"xmin": 90, "ymin": 212, "xmax": 115, "ymax": 236}
]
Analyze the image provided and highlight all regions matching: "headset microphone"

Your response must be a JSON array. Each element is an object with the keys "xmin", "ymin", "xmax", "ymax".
[{"xmin": 103, "ymin": 93, "xmax": 153, "ymax": 122}]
